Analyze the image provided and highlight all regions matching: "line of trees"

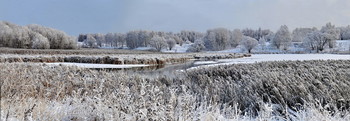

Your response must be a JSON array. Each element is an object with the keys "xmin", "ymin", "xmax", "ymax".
[
  {"xmin": 2, "ymin": 20, "xmax": 348, "ymax": 53},
  {"xmin": 79, "ymin": 22, "xmax": 348, "ymax": 53},
  {"xmin": 79, "ymin": 30, "xmax": 182, "ymax": 51},
  {"xmin": 0, "ymin": 21, "xmax": 76, "ymax": 49}
]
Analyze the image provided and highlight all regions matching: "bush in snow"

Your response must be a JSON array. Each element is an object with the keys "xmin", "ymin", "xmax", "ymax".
[
  {"xmin": 242, "ymin": 28, "xmax": 272, "ymax": 40},
  {"xmin": 166, "ymin": 38, "xmax": 176, "ymax": 50},
  {"xmin": 292, "ymin": 27, "xmax": 318, "ymax": 42},
  {"xmin": 27, "ymin": 24, "xmax": 76, "ymax": 49},
  {"xmin": 203, "ymin": 28, "xmax": 231, "ymax": 51},
  {"xmin": 230, "ymin": 29, "xmax": 243, "ymax": 48},
  {"xmin": 320, "ymin": 22, "xmax": 340, "ymax": 49},
  {"xmin": 272, "ymin": 25, "xmax": 292, "ymax": 50},
  {"xmin": 0, "ymin": 21, "xmax": 77, "ymax": 49},
  {"xmin": 31, "ymin": 33, "xmax": 50, "ymax": 49},
  {"xmin": 303, "ymin": 23, "xmax": 341, "ymax": 53},
  {"xmin": 241, "ymin": 36, "xmax": 258, "ymax": 53},
  {"xmin": 176, "ymin": 30, "xmax": 204, "ymax": 43},
  {"xmin": 172, "ymin": 35, "xmax": 183, "ymax": 46},
  {"xmin": 126, "ymin": 30, "xmax": 153, "ymax": 49},
  {"xmin": 338, "ymin": 26, "xmax": 350, "ymax": 40},
  {"xmin": 149, "ymin": 36, "xmax": 167, "ymax": 51},
  {"xmin": 303, "ymin": 31, "xmax": 327, "ymax": 52},
  {"xmin": 258, "ymin": 37, "xmax": 267, "ymax": 50},
  {"xmin": 83, "ymin": 34, "xmax": 98, "ymax": 48},
  {"xmin": 0, "ymin": 21, "xmax": 33, "ymax": 48},
  {"xmin": 187, "ymin": 39, "xmax": 206, "ymax": 52}
]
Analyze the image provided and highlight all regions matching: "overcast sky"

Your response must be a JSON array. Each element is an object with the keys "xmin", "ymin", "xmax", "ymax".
[{"xmin": 1, "ymin": 0, "xmax": 349, "ymax": 35}]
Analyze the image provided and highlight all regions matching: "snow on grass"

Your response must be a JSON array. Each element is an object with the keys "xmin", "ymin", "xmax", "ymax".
[
  {"xmin": 193, "ymin": 61, "xmax": 218, "ymax": 65},
  {"xmin": 47, "ymin": 62, "xmax": 149, "ymax": 69},
  {"xmin": 188, "ymin": 54, "xmax": 350, "ymax": 70},
  {"xmin": 134, "ymin": 47, "xmax": 155, "ymax": 51}
]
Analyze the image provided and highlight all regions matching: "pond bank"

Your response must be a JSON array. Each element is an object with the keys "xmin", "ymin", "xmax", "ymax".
[{"xmin": 0, "ymin": 53, "xmax": 249, "ymax": 65}]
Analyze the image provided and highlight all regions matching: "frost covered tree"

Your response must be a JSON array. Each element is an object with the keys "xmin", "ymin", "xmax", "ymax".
[
  {"xmin": 77, "ymin": 34, "xmax": 87, "ymax": 42},
  {"xmin": 292, "ymin": 27, "xmax": 318, "ymax": 42},
  {"xmin": 187, "ymin": 39, "xmax": 206, "ymax": 52},
  {"xmin": 27, "ymin": 24, "xmax": 76, "ymax": 49},
  {"xmin": 303, "ymin": 31, "xmax": 321, "ymax": 52},
  {"xmin": 265, "ymin": 32, "xmax": 275, "ymax": 42},
  {"xmin": 0, "ymin": 21, "xmax": 13, "ymax": 47},
  {"xmin": 93, "ymin": 33, "xmax": 105, "ymax": 47},
  {"xmin": 242, "ymin": 28, "xmax": 255, "ymax": 39},
  {"xmin": 83, "ymin": 34, "xmax": 97, "ymax": 48},
  {"xmin": 338, "ymin": 26, "xmax": 350, "ymax": 40},
  {"xmin": 172, "ymin": 36, "xmax": 183, "ymax": 46},
  {"xmin": 12, "ymin": 26, "xmax": 32, "ymax": 48},
  {"xmin": 204, "ymin": 28, "xmax": 230, "ymax": 51},
  {"xmin": 149, "ymin": 36, "xmax": 167, "ymax": 51},
  {"xmin": 302, "ymin": 23, "xmax": 340, "ymax": 52},
  {"xmin": 259, "ymin": 37, "xmax": 267, "ymax": 50},
  {"xmin": 242, "ymin": 28, "xmax": 272, "ymax": 40},
  {"xmin": 272, "ymin": 25, "xmax": 292, "ymax": 50},
  {"xmin": 116, "ymin": 33, "xmax": 126, "ymax": 48},
  {"xmin": 138, "ymin": 30, "xmax": 153, "ymax": 47},
  {"xmin": 32, "ymin": 33, "xmax": 50, "ymax": 49},
  {"xmin": 0, "ymin": 21, "xmax": 34, "ymax": 48},
  {"xmin": 177, "ymin": 30, "xmax": 204, "ymax": 43},
  {"xmin": 126, "ymin": 30, "xmax": 153, "ymax": 49},
  {"xmin": 241, "ymin": 36, "xmax": 258, "ymax": 53},
  {"xmin": 0, "ymin": 21, "xmax": 76, "ymax": 49},
  {"xmin": 126, "ymin": 31, "xmax": 139, "ymax": 49},
  {"xmin": 230, "ymin": 29, "xmax": 242, "ymax": 48},
  {"xmin": 166, "ymin": 38, "xmax": 176, "ymax": 50},
  {"xmin": 105, "ymin": 33, "xmax": 117, "ymax": 47},
  {"xmin": 303, "ymin": 31, "xmax": 335, "ymax": 53},
  {"xmin": 320, "ymin": 22, "xmax": 340, "ymax": 48}
]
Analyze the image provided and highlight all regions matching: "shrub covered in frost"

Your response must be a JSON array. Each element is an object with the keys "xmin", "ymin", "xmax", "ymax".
[
  {"xmin": 0, "ymin": 21, "xmax": 76, "ymax": 49},
  {"xmin": 31, "ymin": 33, "xmax": 50, "ymax": 49}
]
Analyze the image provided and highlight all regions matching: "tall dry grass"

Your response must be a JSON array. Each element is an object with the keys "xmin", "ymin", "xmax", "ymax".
[{"xmin": 1, "ymin": 60, "xmax": 350, "ymax": 120}]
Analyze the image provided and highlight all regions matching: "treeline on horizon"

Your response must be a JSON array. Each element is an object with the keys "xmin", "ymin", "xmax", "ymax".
[
  {"xmin": 79, "ymin": 23, "xmax": 350, "ymax": 53},
  {"xmin": 1, "ymin": 21, "xmax": 350, "ymax": 53}
]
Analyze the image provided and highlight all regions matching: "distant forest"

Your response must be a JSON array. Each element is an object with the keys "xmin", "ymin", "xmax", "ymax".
[{"xmin": 1, "ymin": 21, "xmax": 350, "ymax": 53}]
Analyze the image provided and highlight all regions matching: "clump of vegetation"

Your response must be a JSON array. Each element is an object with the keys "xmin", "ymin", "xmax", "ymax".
[
  {"xmin": 0, "ymin": 47, "xmax": 158, "ymax": 55},
  {"xmin": 0, "ymin": 21, "xmax": 76, "ymax": 49},
  {"xmin": 1, "ymin": 60, "xmax": 350, "ymax": 120},
  {"xmin": 185, "ymin": 60, "xmax": 350, "ymax": 116},
  {"xmin": 0, "ymin": 50, "xmax": 246, "ymax": 65}
]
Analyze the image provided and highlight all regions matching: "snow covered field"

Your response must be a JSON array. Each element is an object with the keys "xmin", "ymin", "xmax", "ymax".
[
  {"xmin": 218, "ymin": 54, "xmax": 350, "ymax": 64},
  {"xmin": 192, "ymin": 54, "xmax": 350, "ymax": 69}
]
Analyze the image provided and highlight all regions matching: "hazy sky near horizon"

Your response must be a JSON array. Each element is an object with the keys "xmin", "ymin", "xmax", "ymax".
[{"xmin": 1, "ymin": 0, "xmax": 349, "ymax": 35}]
